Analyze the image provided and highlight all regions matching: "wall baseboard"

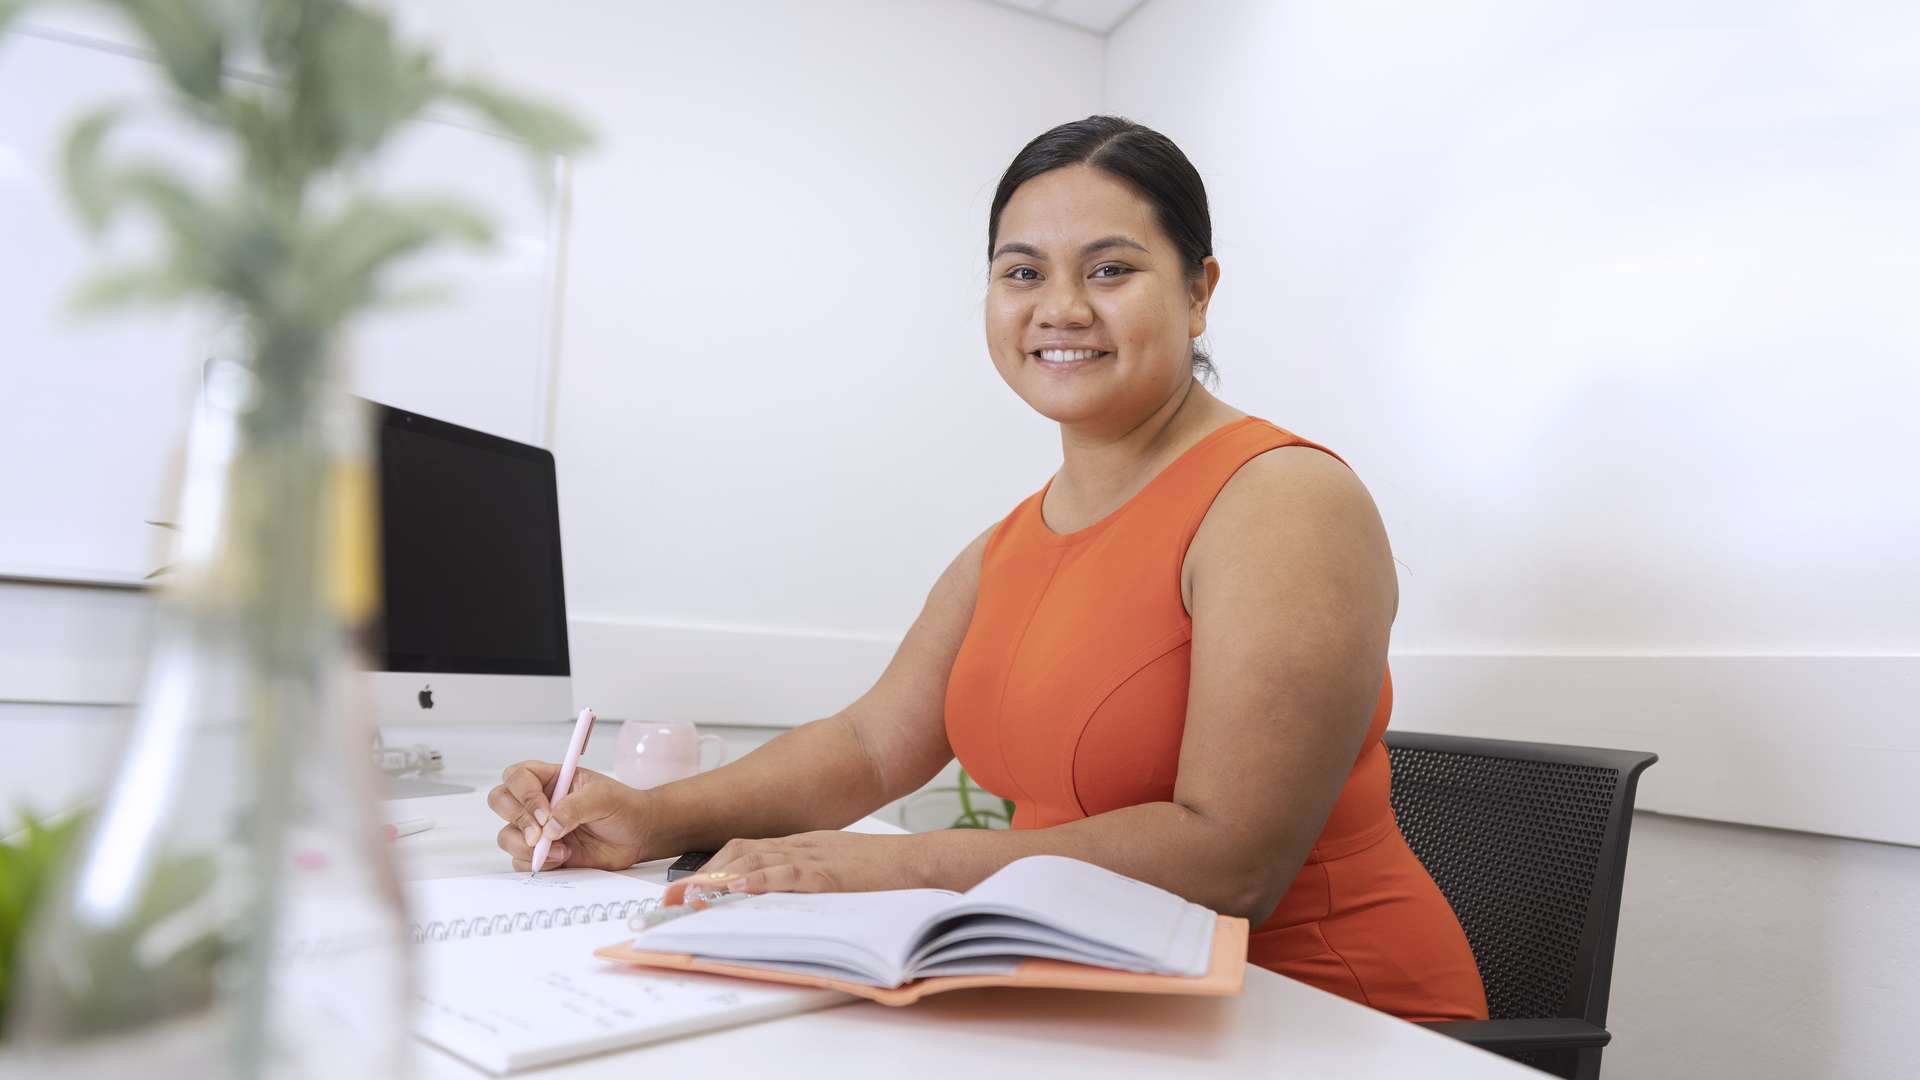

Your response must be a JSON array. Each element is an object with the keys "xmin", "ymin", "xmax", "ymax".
[
  {"xmin": 1386, "ymin": 653, "xmax": 1920, "ymax": 849},
  {"xmin": 5, "ymin": 582, "xmax": 1912, "ymax": 849},
  {"xmin": 0, "ymin": 581, "xmax": 152, "ymax": 706}
]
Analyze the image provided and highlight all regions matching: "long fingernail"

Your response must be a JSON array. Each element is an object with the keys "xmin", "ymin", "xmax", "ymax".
[
  {"xmin": 548, "ymin": 844, "xmax": 568, "ymax": 863},
  {"xmin": 523, "ymin": 824, "xmax": 539, "ymax": 846},
  {"xmin": 534, "ymin": 808, "xmax": 549, "ymax": 827},
  {"xmin": 541, "ymin": 819, "xmax": 564, "ymax": 840}
]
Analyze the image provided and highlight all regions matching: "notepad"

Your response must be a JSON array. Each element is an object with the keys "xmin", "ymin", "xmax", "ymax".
[
  {"xmin": 405, "ymin": 870, "xmax": 849, "ymax": 1074},
  {"xmin": 615, "ymin": 855, "xmax": 1224, "ymax": 990}
]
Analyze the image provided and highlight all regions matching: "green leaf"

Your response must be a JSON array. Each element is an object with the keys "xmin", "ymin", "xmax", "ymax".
[
  {"xmin": 291, "ymin": 196, "xmax": 491, "ymax": 329},
  {"xmin": 437, "ymin": 77, "xmax": 595, "ymax": 157},
  {"xmin": 71, "ymin": 263, "xmax": 196, "ymax": 312},
  {"xmin": 110, "ymin": 164, "xmax": 219, "ymax": 243},
  {"xmin": 283, "ymin": 0, "xmax": 436, "ymax": 170},
  {"xmin": 0, "ymin": 808, "xmax": 90, "ymax": 1029},
  {"xmin": 0, "ymin": 840, "xmax": 26, "ymax": 939},
  {"xmin": 61, "ymin": 105, "xmax": 130, "ymax": 234},
  {"xmin": 218, "ymin": 90, "xmax": 292, "ymax": 192},
  {"xmin": 367, "ymin": 280, "xmax": 458, "ymax": 311},
  {"xmin": 115, "ymin": 0, "xmax": 227, "ymax": 104}
]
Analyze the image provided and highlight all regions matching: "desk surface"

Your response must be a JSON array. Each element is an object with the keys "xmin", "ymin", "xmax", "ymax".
[{"xmin": 392, "ymin": 780, "xmax": 1533, "ymax": 1078}]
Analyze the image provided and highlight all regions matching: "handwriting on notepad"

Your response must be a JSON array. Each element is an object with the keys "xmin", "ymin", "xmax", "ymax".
[
  {"xmin": 517, "ymin": 876, "xmax": 586, "ymax": 889},
  {"xmin": 542, "ymin": 970, "xmax": 643, "ymax": 1029}
]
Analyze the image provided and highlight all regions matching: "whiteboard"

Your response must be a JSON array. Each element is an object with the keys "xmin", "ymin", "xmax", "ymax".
[{"xmin": 0, "ymin": 27, "xmax": 564, "ymax": 585}]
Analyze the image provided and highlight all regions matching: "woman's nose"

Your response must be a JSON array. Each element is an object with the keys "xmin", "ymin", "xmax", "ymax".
[{"xmin": 1035, "ymin": 278, "xmax": 1093, "ymax": 328}]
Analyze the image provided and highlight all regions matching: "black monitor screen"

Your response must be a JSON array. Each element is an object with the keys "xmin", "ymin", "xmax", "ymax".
[{"xmin": 373, "ymin": 402, "xmax": 570, "ymax": 675}]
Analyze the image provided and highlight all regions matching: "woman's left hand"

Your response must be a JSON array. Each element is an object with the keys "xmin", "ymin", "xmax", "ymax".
[{"xmin": 684, "ymin": 831, "xmax": 930, "ymax": 895}]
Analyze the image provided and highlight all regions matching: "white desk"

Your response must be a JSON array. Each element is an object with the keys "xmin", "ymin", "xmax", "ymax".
[{"xmin": 392, "ymin": 781, "xmax": 1535, "ymax": 1078}]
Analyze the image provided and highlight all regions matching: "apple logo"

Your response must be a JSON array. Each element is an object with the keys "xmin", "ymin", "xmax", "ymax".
[{"xmin": 418, "ymin": 684, "xmax": 435, "ymax": 710}]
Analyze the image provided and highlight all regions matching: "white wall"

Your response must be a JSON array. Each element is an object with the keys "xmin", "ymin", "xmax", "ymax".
[
  {"xmin": 1, "ymin": 0, "xmax": 1099, "ymax": 815},
  {"xmin": 1104, "ymin": 1, "xmax": 1919, "ymax": 1076},
  {"xmin": 1610, "ymin": 813, "xmax": 1917, "ymax": 1080},
  {"xmin": 388, "ymin": 0, "xmax": 1094, "ymax": 639},
  {"xmin": 1107, "ymin": 0, "xmax": 1920, "ymax": 655}
]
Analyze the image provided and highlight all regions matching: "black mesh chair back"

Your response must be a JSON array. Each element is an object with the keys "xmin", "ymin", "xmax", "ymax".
[{"xmin": 1383, "ymin": 731, "xmax": 1657, "ymax": 1080}]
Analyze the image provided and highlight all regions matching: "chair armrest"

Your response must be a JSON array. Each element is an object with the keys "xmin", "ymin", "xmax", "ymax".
[{"xmin": 1418, "ymin": 1018, "xmax": 1612, "ymax": 1052}]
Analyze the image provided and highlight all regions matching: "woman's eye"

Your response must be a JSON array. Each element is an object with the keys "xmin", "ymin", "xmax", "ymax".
[
  {"xmin": 1093, "ymin": 264, "xmax": 1131, "ymax": 278},
  {"xmin": 1007, "ymin": 267, "xmax": 1039, "ymax": 281}
]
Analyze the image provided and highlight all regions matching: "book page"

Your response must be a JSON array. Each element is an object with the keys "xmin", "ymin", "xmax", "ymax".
[
  {"xmin": 951, "ymin": 855, "xmax": 1216, "ymax": 976},
  {"xmin": 630, "ymin": 888, "xmax": 961, "ymax": 986},
  {"xmin": 414, "ymin": 923, "xmax": 848, "ymax": 1073}
]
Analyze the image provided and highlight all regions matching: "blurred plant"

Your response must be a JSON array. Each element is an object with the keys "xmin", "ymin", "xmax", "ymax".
[
  {"xmin": 924, "ymin": 768, "xmax": 1014, "ymax": 830},
  {"xmin": 0, "ymin": 0, "xmax": 591, "ymax": 343},
  {"xmin": 0, "ymin": 811, "xmax": 89, "ymax": 1033},
  {"xmin": 2, "ymin": 810, "xmax": 221, "ymax": 1039},
  {"xmin": 0, "ymin": 0, "xmax": 592, "ymax": 1066}
]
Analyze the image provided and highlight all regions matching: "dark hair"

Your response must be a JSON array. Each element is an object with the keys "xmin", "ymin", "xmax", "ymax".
[{"xmin": 988, "ymin": 115, "xmax": 1217, "ymax": 384}]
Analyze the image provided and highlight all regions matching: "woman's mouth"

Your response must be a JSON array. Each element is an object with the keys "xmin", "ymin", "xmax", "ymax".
[{"xmin": 1031, "ymin": 349, "xmax": 1111, "ymax": 367}]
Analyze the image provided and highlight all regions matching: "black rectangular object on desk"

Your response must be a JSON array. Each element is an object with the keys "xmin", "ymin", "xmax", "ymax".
[{"xmin": 665, "ymin": 852, "xmax": 714, "ymax": 881}]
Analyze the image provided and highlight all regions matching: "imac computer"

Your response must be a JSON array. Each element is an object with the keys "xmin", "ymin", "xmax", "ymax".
[{"xmin": 365, "ymin": 400, "xmax": 574, "ymax": 730}]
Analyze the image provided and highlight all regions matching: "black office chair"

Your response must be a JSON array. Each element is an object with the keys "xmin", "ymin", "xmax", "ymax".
[{"xmin": 1382, "ymin": 731, "xmax": 1657, "ymax": 1080}]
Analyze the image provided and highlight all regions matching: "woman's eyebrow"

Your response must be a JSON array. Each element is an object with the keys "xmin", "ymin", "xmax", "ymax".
[{"xmin": 991, "ymin": 235, "xmax": 1150, "ymax": 261}]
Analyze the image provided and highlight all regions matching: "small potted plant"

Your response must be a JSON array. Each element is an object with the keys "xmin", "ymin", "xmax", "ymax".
[{"xmin": 0, "ymin": 812, "xmax": 88, "ymax": 1033}]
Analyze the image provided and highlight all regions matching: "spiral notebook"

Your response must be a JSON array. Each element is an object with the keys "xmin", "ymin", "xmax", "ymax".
[
  {"xmin": 406, "ymin": 868, "xmax": 666, "ymax": 942},
  {"xmin": 404, "ymin": 870, "xmax": 850, "ymax": 1074}
]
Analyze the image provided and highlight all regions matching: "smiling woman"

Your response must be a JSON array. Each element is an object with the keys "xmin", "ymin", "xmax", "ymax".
[{"xmin": 488, "ymin": 115, "xmax": 1487, "ymax": 1024}]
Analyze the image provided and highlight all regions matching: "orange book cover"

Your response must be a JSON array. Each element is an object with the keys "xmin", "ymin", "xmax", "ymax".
[{"xmin": 593, "ymin": 913, "xmax": 1248, "ymax": 1007}]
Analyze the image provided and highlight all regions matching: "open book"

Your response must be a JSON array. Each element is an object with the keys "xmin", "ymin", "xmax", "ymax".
[
  {"xmin": 405, "ymin": 870, "xmax": 849, "ymax": 1074},
  {"xmin": 600, "ymin": 855, "xmax": 1243, "ymax": 1003}
]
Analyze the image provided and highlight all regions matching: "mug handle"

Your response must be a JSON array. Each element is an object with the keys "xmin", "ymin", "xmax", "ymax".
[{"xmin": 697, "ymin": 733, "xmax": 727, "ymax": 772}]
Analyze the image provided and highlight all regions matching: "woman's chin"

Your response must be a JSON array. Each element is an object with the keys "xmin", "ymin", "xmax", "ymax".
[
  {"xmin": 1011, "ymin": 365, "xmax": 1110, "ymax": 415},
  {"xmin": 1022, "ymin": 394, "xmax": 1125, "ymax": 429}
]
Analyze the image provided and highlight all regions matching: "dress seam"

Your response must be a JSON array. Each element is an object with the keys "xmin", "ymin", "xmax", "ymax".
[
  {"xmin": 989, "ymin": 546, "xmax": 1063, "ymax": 814},
  {"xmin": 1319, "ymin": 858, "xmax": 1376, "ymax": 1010},
  {"xmin": 1064, "ymin": 622, "xmax": 1195, "ymax": 816}
]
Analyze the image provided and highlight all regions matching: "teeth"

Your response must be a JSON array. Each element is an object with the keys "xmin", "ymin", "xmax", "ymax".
[{"xmin": 1036, "ymin": 349, "xmax": 1105, "ymax": 363}]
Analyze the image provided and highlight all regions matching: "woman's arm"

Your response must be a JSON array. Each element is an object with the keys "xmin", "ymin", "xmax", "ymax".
[
  {"xmin": 697, "ymin": 446, "xmax": 1396, "ymax": 923},
  {"xmin": 646, "ymin": 520, "xmax": 987, "ymax": 852}
]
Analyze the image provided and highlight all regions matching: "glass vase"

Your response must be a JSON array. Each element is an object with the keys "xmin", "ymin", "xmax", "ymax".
[{"xmin": 4, "ymin": 340, "xmax": 411, "ymax": 1078}]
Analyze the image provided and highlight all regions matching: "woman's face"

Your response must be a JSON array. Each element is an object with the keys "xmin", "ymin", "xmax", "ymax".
[{"xmin": 985, "ymin": 165, "xmax": 1218, "ymax": 431}]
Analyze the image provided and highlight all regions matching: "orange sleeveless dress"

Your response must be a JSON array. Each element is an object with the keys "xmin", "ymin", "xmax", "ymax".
[{"xmin": 944, "ymin": 416, "xmax": 1487, "ymax": 1022}]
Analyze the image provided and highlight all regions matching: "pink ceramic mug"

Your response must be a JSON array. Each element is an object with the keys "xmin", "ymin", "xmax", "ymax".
[{"xmin": 611, "ymin": 718, "xmax": 727, "ymax": 790}]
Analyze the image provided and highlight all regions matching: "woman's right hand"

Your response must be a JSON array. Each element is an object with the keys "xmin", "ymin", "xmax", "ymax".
[{"xmin": 487, "ymin": 760, "xmax": 655, "ymax": 872}]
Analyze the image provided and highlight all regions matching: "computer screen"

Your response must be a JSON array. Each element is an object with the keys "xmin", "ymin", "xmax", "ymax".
[
  {"xmin": 364, "ymin": 401, "xmax": 573, "ymax": 730},
  {"xmin": 375, "ymin": 406, "xmax": 569, "ymax": 676}
]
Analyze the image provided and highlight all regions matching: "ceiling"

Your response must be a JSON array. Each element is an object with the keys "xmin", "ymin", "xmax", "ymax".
[{"xmin": 979, "ymin": 0, "xmax": 1151, "ymax": 36}]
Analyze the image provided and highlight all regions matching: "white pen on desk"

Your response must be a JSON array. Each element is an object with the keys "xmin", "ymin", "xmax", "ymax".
[
  {"xmin": 629, "ymin": 889, "xmax": 754, "ymax": 932},
  {"xmin": 384, "ymin": 817, "xmax": 435, "ymax": 840},
  {"xmin": 530, "ymin": 706, "xmax": 596, "ymax": 877}
]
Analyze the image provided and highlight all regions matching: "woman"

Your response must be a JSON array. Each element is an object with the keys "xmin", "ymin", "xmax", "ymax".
[{"xmin": 489, "ymin": 116, "xmax": 1487, "ymax": 1022}]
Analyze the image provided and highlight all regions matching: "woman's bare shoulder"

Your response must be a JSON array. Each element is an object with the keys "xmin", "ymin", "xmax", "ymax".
[{"xmin": 1183, "ymin": 444, "xmax": 1396, "ymax": 618}]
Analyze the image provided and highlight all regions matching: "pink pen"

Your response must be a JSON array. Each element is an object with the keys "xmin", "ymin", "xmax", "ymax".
[{"xmin": 530, "ymin": 706, "xmax": 596, "ymax": 877}]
